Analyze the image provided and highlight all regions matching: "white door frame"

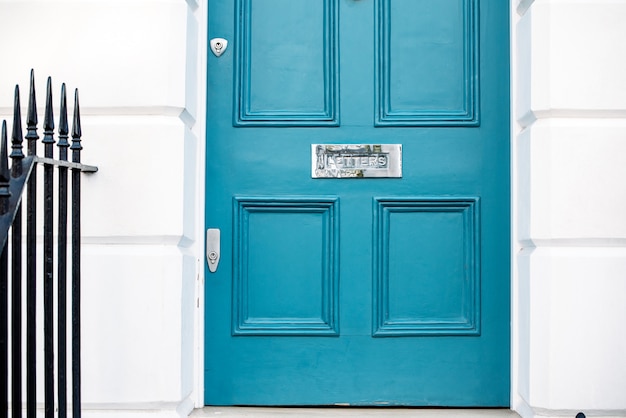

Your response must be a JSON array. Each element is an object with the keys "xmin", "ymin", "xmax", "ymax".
[{"xmin": 188, "ymin": 0, "xmax": 523, "ymax": 411}]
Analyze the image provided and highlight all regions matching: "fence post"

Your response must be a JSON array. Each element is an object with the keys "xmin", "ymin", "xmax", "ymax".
[
  {"xmin": 10, "ymin": 85, "xmax": 25, "ymax": 418},
  {"xmin": 70, "ymin": 89, "xmax": 82, "ymax": 418},
  {"xmin": 42, "ymin": 77, "xmax": 55, "ymax": 418},
  {"xmin": 57, "ymin": 84, "xmax": 70, "ymax": 418},
  {"xmin": 25, "ymin": 70, "xmax": 38, "ymax": 418},
  {"xmin": 0, "ymin": 121, "xmax": 9, "ymax": 418}
]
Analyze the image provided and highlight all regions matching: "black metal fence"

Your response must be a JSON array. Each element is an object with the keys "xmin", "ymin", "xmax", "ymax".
[{"xmin": 0, "ymin": 71, "xmax": 97, "ymax": 418}]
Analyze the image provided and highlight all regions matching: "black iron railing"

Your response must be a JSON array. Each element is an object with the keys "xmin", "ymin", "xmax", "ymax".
[{"xmin": 0, "ymin": 71, "xmax": 97, "ymax": 418}]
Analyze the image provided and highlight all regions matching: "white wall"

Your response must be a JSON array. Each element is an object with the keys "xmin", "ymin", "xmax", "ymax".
[
  {"xmin": 0, "ymin": 0, "xmax": 206, "ymax": 417},
  {"xmin": 513, "ymin": 0, "xmax": 626, "ymax": 417},
  {"xmin": 1, "ymin": 0, "xmax": 625, "ymax": 417}
]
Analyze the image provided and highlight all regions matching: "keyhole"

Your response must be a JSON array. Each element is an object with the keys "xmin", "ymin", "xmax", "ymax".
[{"xmin": 211, "ymin": 38, "xmax": 228, "ymax": 57}]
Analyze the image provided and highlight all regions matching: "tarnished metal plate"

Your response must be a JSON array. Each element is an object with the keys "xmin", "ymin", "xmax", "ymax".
[{"xmin": 312, "ymin": 144, "xmax": 402, "ymax": 178}]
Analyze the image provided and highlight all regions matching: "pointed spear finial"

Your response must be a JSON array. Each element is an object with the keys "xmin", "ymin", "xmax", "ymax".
[
  {"xmin": 59, "ymin": 83, "xmax": 68, "ymax": 137},
  {"xmin": 11, "ymin": 85, "xmax": 24, "ymax": 158},
  {"xmin": 0, "ymin": 121, "xmax": 11, "ymax": 214},
  {"xmin": 0, "ymin": 121, "xmax": 9, "ymax": 183},
  {"xmin": 58, "ymin": 83, "xmax": 69, "ymax": 161},
  {"xmin": 43, "ymin": 77, "xmax": 54, "ymax": 137},
  {"xmin": 26, "ymin": 69, "xmax": 39, "ymax": 156},
  {"xmin": 27, "ymin": 69, "xmax": 38, "ymax": 127},
  {"xmin": 71, "ymin": 88, "xmax": 83, "ymax": 162},
  {"xmin": 11, "ymin": 85, "xmax": 24, "ymax": 177},
  {"xmin": 42, "ymin": 76, "xmax": 55, "ymax": 157}
]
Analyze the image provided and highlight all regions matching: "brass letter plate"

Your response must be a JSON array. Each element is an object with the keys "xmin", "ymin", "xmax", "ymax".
[{"xmin": 312, "ymin": 144, "xmax": 402, "ymax": 178}]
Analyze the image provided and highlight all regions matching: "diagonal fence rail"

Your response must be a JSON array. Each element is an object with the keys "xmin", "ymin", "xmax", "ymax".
[{"xmin": 0, "ymin": 70, "xmax": 97, "ymax": 418}]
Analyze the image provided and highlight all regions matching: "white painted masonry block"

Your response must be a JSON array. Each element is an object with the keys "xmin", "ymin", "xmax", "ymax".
[
  {"xmin": 546, "ymin": 0, "xmax": 626, "ymax": 113},
  {"xmin": 80, "ymin": 116, "xmax": 187, "ymax": 239},
  {"xmin": 517, "ymin": 0, "xmax": 626, "ymax": 121},
  {"xmin": 518, "ymin": 247, "xmax": 626, "ymax": 411},
  {"xmin": 81, "ymin": 245, "xmax": 191, "ymax": 404},
  {"xmin": 518, "ymin": 119, "xmax": 626, "ymax": 243},
  {"xmin": 0, "ymin": 0, "xmax": 187, "ymax": 110}
]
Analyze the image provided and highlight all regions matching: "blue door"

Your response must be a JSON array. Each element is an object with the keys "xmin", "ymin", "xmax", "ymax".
[{"xmin": 205, "ymin": 0, "xmax": 509, "ymax": 406}]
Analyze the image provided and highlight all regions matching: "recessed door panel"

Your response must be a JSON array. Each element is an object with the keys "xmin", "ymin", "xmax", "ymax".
[
  {"xmin": 376, "ymin": 0, "xmax": 478, "ymax": 125},
  {"xmin": 232, "ymin": 197, "xmax": 339, "ymax": 335},
  {"xmin": 373, "ymin": 198, "xmax": 480, "ymax": 336},
  {"xmin": 235, "ymin": 0, "xmax": 338, "ymax": 125}
]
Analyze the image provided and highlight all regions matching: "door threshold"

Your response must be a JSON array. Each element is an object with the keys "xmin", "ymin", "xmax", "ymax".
[{"xmin": 192, "ymin": 407, "xmax": 520, "ymax": 418}]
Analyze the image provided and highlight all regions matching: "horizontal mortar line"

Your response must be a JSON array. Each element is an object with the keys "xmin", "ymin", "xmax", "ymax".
[
  {"xmin": 0, "ymin": 105, "xmax": 186, "ymax": 118},
  {"xmin": 81, "ymin": 235, "xmax": 195, "ymax": 246},
  {"xmin": 519, "ymin": 238, "xmax": 626, "ymax": 249},
  {"xmin": 9, "ymin": 235, "xmax": 188, "ymax": 243},
  {"xmin": 85, "ymin": 106, "xmax": 187, "ymax": 117},
  {"xmin": 536, "ymin": 109, "xmax": 626, "ymax": 118},
  {"xmin": 518, "ymin": 109, "xmax": 626, "ymax": 128}
]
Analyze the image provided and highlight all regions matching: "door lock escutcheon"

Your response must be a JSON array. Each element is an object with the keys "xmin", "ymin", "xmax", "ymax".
[
  {"xmin": 206, "ymin": 228, "xmax": 221, "ymax": 273},
  {"xmin": 210, "ymin": 38, "xmax": 228, "ymax": 57}
]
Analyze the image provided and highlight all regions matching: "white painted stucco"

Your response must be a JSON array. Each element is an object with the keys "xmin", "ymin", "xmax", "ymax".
[
  {"xmin": 0, "ymin": 0, "xmax": 203, "ymax": 415},
  {"xmin": 512, "ymin": 0, "xmax": 626, "ymax": 417},
  {"xmin": 0, "ymin": 0, "xmax": 624, "ymax": 417},
  {"xmin": 512, "ymin": 1, "xmax": 626, "ymax": 417}
]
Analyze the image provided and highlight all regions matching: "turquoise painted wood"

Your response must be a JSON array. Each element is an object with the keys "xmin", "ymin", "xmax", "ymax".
[{"xmin": 205, "ymin": 0, "xmax": 510, "ymax": 406}]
